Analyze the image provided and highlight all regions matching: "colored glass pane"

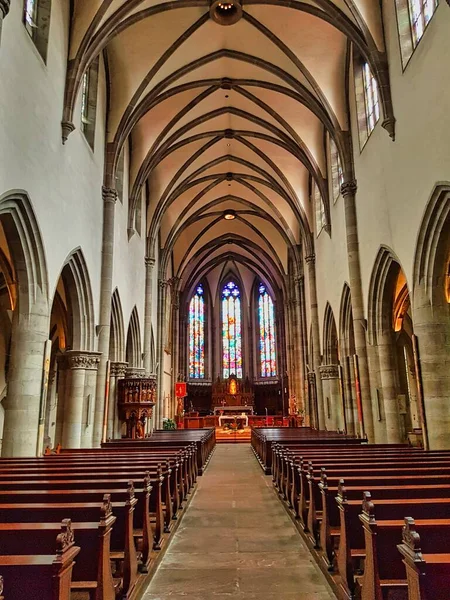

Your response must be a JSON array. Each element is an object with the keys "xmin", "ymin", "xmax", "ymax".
[
  {"xmin": 258, "ymin": 283, "xmax": 277, "ymax": 377},
  {"xmin": 222, "ymin": 281, "xmax": 242, "ymax": 379},
  {"xmin": 188, "ymin": 284, "xmax": 205, "ymax": 378}
]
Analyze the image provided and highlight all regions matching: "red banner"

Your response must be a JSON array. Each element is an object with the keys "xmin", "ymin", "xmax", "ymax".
[{"xmin": 175, "ymin": 382, "xmax": 187, "ymax": 398}]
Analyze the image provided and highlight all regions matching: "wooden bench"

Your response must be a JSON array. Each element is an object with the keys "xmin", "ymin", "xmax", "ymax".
[
  {"xmin": 0, "ymin": 519, "xmax": 80, "ymax": 600},
  {"xmin": 397, "ymin": 517, "xmax": 450, "ymax": 600}
]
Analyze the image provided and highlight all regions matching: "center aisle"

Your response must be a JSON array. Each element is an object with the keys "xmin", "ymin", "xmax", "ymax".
[{"xmin": 142, "ymin": 445, "xmax": 335, "ymax": 600}]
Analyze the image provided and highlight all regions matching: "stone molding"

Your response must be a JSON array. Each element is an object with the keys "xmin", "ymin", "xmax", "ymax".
[
  {"xmin": 305, "ymin": 253, "xmax": 315, "ymax": 265},
  {"xmin": 102, "ymin": 186, "xmax": 117, "ymax": 204},
  {"xmin": 110, "ymin": 361, "xmax": 128, "ymax": 378},
  {"xmin": 125, "ymin": 367, "xmax": 146, "ymax": 379},
  {"xmin": 145, "ymin": 256, "xmax": 155, "ymax": 268},
  {"xmin": 0, "ymin": 0, "xmax": 10, "ymax": 18},
  {"xmin": 65, "ymin": 351, "xmax": 101, "ymax": 371},
  {"xmin": 294, "ymin": 275, "xmax": 304, "ymax": 285},
  {"xmin": 61, "ymin": 121, "xmax": 75, "ymax": 145},
  {"xmin": 319, "ymin": 364, "xmax": 340, "ymax": 380},
  {"xmin": 307, "ymin": 371, "xmax": 316, "ymax": 384},
  {"xmin": 340, "ymin": 180, "xmax": 358, "ymax": 198},
  {"xmin": 158, "ymin": 278, "xmax": 168, "ymax": 289}
]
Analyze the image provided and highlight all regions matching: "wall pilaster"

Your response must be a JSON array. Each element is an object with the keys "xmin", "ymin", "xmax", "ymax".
[
  {"xmin": 305, "ymin": 253, "xmax": 325, "ymax": 429},
  {"xmin": 92, "ymin": 187, "xmax": 117, "ymax": 447},
  {"xmin": 143, "ymin": 257, "xmax": 155, "ymax": 375},
  {"xmin": 341, "ymin": 180, "xmax": 375, "ymax": 441},
  {"xmin": 320, "ymin": 364, "xmax": 342, "ymax": 431}
]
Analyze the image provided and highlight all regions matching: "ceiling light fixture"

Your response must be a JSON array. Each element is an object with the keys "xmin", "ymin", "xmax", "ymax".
[
  {"xmin": 210, "ymin": 0, "xmax": 243, "ymax": 25},
  {"xmin": 224, "ymin": 210, "xmax": 236, "ymax": 220}
]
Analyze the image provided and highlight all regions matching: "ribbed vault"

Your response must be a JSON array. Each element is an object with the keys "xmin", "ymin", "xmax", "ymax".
[{"xmin": 63, "ymin": 0, "xmax": 395, "ymax": 298}]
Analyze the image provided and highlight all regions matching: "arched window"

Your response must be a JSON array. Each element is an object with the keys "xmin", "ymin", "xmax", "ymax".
[
  {"xmin": 362, "ymin": 63, "xmax": 380, "ymax": 135},
  {"xmin": 314, "ymin": 181, "xmax": 326, "ymax": 236},
  {"xmin": 222, "ymin": 281, "xmax": 242, "ymax": 379},
  {"xmin": 395, "ymin": 0, "xmax": 438, "ymax": 67},
  {"xmin": 81, "ymin": 57, "xmax": 100, "ymax": 150},
  {"xmin": 330, "ymin": 137, "xmax": 343, "ymax": 203},
  {"xmin": 258, "ymin": 283, "xmax": 277, "ymax": 377},
  {"xmin": 188, "ymin": 284, "xmax": 205, "ymax": 378}
]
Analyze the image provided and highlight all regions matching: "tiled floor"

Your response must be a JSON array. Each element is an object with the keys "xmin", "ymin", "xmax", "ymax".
[{"xmin": 141, "ymin": 444, "xmax": 336, "ymax": 600}]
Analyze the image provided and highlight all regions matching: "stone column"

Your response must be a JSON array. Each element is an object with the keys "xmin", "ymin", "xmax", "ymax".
[
  {"xmin": 54, "ymin": 354, "xmax": 68, "ymax": 446},
  {"xmin": 342, "ymin": 355, "xmax": 355, "ymax": 435},
  {"xmin": 108, "ymin": 361, "xmax": 127, "ymax": 440},
  {"xmin": 1, "ymin": 292, "xmax": 49, "ymax": 457},
  {"xmin": 0, "ymin": 0, "xmax": 10, "ymax": 46},
  {"xmin": 320, "ymin": 364, "xmax": 342, "ymax": 431},
  {"xmin": 378, "ymin": 334, "xmax": 402, "ymax": 443},
  {"xmin": 92, "ymin": 187, "xmax": 117, "ymax": 447},
  {"xmin": 155, "ymin": 279, "xmax": 167, "ymax": 429},
  {"xmin": 143, "ymin": 257, "xmax": 155, "ymax": 375},
  {"xmin": 80, "ymin": 353, "xmax": 101, "ymax": 448},
  {"xmin": 44, "ymin": 364, "xmax": 58, "ymax": 448},
  {"xmin": 61, "ymin": 351, "xmax": 91, "ymax": 449},
  {"xmin": 293, "ymin": 276, "xmax": 306, "ymax": 411},
  {"xmin": 305, "ymin": 254, "xmax": 325, "ymax": 429},
  {"xmin": 341, "ymin": 180, "xmax": 375, "ymax": 442},
  {"xmin": 172, "ymin": 294, "xmax": 180, "ymax": 410}
]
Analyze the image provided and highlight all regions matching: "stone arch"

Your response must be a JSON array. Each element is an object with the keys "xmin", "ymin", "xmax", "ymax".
[
  {"xmin": 412, "ymin": 183, "xmax": 450, "ymax": 449},
  {"xmin": 338, "ymin": 284, "xmax": 357, "ymax": 435},
  {"xmin": 126, "ymin": 306, "xmax": 142, "ymax": 369},
  {"xmin": 323, "ymin": 302, "xmax": 338, "ymax": 365},
  {"xmin": 0, "ymin": 190, "xmax": 49, "ymax": 456},
  {"xmin": 367, "ymin": 247, "xmax": 417, "ymax": 444},
  {"xmin": 110, "ymin": 288, "xmax": 125, "ymax": 363},
  {"xmin": 56, "ymin": 248, "xmax": 95, "ymax": 352},
  {"xmin": 321, "ymin": 302, "xmax": 342, "ymax": 430}
]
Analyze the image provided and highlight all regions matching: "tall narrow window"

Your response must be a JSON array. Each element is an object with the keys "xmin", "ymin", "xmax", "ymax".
[
  {"xmin": 23, "ymin": 0, "xmax": 52, "ymax": 62},
  {"xmin": 222, "ymin": 281, "xmax": 242, "ymax": 379},
  {"xmin": 189, "ymin": 284, "xmax": 205, "ymax": 378},
  {"xmin": 409, "ymin": 0, "xmax": 437, "ymax": 46},
  {"xmin": 258, "ymin": 283, "xmax": 277, "ymax": 377},
  {"xmin": 363, "ymin": 63, "xmax": 380, "ymax": 135},
  {"xmin": 314, "ymin": 182, "xmax": 326, "ymax": 236},
  {"xmin": 81, "ymin": 57, "xmax": 99, "ymax": 150},
  {"xmin": 330, "ymin": 137, "xmax": 343, "ymax": 203}
]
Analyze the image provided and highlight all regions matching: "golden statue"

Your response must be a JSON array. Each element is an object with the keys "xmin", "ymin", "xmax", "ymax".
[{"xmin": 229, "ymin": 377, "xmax": 237, "ymax": 395}]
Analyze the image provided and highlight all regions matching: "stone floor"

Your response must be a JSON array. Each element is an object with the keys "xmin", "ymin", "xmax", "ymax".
[{"xmin": 141, "ymin": 444, "xmax": 336, "ymax": 600}]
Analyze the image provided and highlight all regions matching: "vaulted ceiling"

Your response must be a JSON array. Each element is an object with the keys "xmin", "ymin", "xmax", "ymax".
[{"xmin": 64, "ymin": 0, "xmax": 392, "ymax": 299}]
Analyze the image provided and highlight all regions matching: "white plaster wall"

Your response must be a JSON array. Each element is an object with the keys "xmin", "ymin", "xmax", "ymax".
[
  {"xmin": 314, "ymin": 4, "xmax": 450, "ymax": 348},
  {"xmin": 0, "ymin": 1, "xmax": 105, "ymax": 316}
]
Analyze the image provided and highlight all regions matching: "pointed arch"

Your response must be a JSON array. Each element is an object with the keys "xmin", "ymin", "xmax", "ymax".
[
  {"xmin": 126, "ymin": 306, "xmax": 142, "ymax": 368},
  {"xmin": 323, "ymin": 302, "xmax": 338, "ymax": 365},
  {"xmin": 110, "ymin": 288, "xmax": 125, "ymax": 362},
  {"xmin": 0, "ymin": 190, "xmax": 48, "ymax": 315},
  {"xmin": 339, "ymin": 283, "xmax": 354, "ymax": 357},
  {"xmin": 56, "ymin": 248, "xmax": 95, "ymax": 352},
  {"xmin": 220, "ymin": 278, "xmax": 243, "ymax": 379}
]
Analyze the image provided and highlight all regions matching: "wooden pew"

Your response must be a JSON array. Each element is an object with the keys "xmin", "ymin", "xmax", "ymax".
[
  {"xmin": 397, "ymin": 517, "xmax": 450, "ymax": 600},
  {"xmin": 0, "ymin": 519, "xmax": 80, "ymax": 600},
  {"xmin": 358, "ymin": 494, "xmax": 450, "ymax": 600}
]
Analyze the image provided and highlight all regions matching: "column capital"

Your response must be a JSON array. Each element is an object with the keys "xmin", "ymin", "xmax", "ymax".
[
  {"xmin": 340, "ymin": 179, "xmax": 357, "ymax": 198},
  {"xmin": 294, "ymin": 275, "xmax": 304, "ymax": 285},
  {"xmin": 319, "ymin": 364, "xmax": 340, "ymax": 380},
  {"xmin": 61, "ymin": 121, "xmax": 75, "ymax": 145},
  {"xmin": 102, "ymin": 186, "xmax": 117, "ymax": 204},
  {"xmin": 145, "ymin": 256, "xmax": 156, "ymax": 268},
  {"xmin": 65, "ymin": 351, "xmax": 102, "ymax": 370},
  {"xmin": 305, "ymin": 253, "xmax": 315, "ymax": 265},
  {"xmin": 158, "ymin": 278, "xmax": 168, "ymax": 289},
  {"xmin": 0, "ymin": 0, "xmax": 10, "ymax": 17},
  {"xmin": 125, "ymin": 367, "xmax": 146, "ymax": 379},
  {"xmin": 110, "ymin": 361, "xmax": 128, "ymax": 378}
]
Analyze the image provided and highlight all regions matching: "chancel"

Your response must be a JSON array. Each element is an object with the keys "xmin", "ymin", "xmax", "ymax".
[{"xmin": 0, "ymin": 0, "xmax": 449, "ymax": 599}]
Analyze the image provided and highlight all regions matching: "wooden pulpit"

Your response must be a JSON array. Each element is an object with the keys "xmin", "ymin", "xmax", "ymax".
[{"xmin": 117, "ymin": 376, "xmax": 156, "ymax": 439}]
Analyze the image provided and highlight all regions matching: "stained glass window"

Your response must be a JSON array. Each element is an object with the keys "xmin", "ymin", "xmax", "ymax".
[
  {"xmin": 25, "ymin": 0, "xmax": 37, "ymax": 29},
  {"xmin": 222, "ymin": 281, "xmax": 243, "ymax": 379},
  {"xmin": 314, "ymin": 182, "xmax": 326, "ymax": 236},
  {"xmin": 330, "ymin": 137, "xmax": 344, "ymax": 203},
  {"xmin": 189, "ymin": 284, "xmax": 205, "ymax": 378},
  {"xmin": 258, "ymin": 283, "xmax": 277, "ymax": 377},
  {"xmin": 363, "ymin": 63, "xmax": 380, "ymax": 135}
]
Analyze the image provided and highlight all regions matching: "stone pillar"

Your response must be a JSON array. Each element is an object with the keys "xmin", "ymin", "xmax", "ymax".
[
  {"xmin": 342, "ymin": 355, "xmax": 355, "ymax": 435},
  {"xmin": 92, "ymin": 187, "xmax": 117, "ymax": 447},
  {"xmin": 108, "ymin": 361, "xmax": 127, "ymax": 440},
  {"xmin": 61, "ymin": 351, "xmax": 90, "ymax": 449},
  {"xmin": 143, "ymin": 257, "xmax": 155, "ymax": 375},
  {"xmin": 80, "ymin": 353, "xmax": 101, "ymax": 448},
  {"xmin": 294, "ymin": 275, "xmax": 306, "ymax": 411},
  {"xmin": 54, "ymin": 355, "xmax": 68, "ymax": 446},
  {"xmin": 320, "ymin": 364, "xmax": 342, "ymax": 431},
  {"xmin": 1, "ymin": 292, "xmax": 49, "ymax": 457},
  {"xmin": 341, "ymin": 180, "xmax": 375, "ymax": 441},
  {"xmin": 44, "ymin": 364, "xmax": 58, "ymax": 448},
  {"xmin": 156, "ymin": 279, "xmax": 168, "ymax": 429},
  {"xmin": 305, "ymin": 254, "xmax": 325, "ymax": 429},
  {"xmin": 378, "ymin": 334, "xmax": 402, "ymax": 443},
  {"xmin": 366, "ymin": 343, "xmax": 386, "ymax": 443},
  {"xmin": 0, "ymin": 0, "xmax": 10, "ymax": 46}
]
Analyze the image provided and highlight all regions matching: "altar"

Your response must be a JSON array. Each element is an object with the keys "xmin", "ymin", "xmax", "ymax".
[
  {"xmin": 218, "ymin": 414, "xmax": 249, "ymax": 428},
  {"xmin": 211, "ymin": 375, "xmax": 255, "ymax": 414}
]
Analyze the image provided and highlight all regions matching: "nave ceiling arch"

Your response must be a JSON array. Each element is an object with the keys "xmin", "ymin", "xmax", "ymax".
[{"xmin": 62, "ymin": 0, "xmax": 395, "ymax": 304}]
